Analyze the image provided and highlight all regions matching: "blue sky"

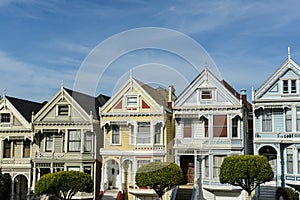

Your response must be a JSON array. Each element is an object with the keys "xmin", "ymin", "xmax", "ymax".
[{"xmin": 1, "ymin": 0, "xmax": 300, "ymax": 102}]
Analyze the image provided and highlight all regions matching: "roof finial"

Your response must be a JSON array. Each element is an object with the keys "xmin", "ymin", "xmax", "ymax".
[
  {"xmin": 61, "ymin": 80, "xmax": 64, "ymax": 89},
  {"xmin": 130, "ymin": 69, "xmax": 133, "ymax": 79},
  {"xmin": 288, "ymin": 46, "xmax": 291, "ymax": 60},
  {"xmin": 3, "ymin": 88, "xmax": 6, "ymax": 97}
]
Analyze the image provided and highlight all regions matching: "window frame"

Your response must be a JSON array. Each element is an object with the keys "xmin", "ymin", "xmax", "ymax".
[
  {"xmin": 287, "ymin": 148, "xmax": 293, "ymax": 174},
  {"xmin": 154, "ymin": 123, "xmax": 162, "ymax": 144},
  {"xmin": 111, "ymin": 125, "xmax": 121, "ymax": 145},
  {"xmin": 126, "ymin": 96, "xmax": 138, "ymax": 108},
  {"xmin": 232, "ymin": 116, "xmax": 239, "ymax": 138},
  {"xmin": 213, "ymin": 115, "xmax": 228, "ymax": 138},
  {"xmin": 137, "ymin": 122, "xmax": 151, "ymax": 144},
  {"xmin": 23, "ymin": 139, "xmax": 31, "ymax": 158},
  {"xmin": 285, "ymin": 108, "xmax": 292, "ymax": 132},
  {"xmin": 0, "ymin": 113, "xmax": 10, "ymax": 123},
  {"xmin": 45, "ymin": 132, "xmax": 54, "ymax": 152},
  {"xmin": 84, "ymin": 131, "xmax": 93, "ymax": 152},
  {"xmin": 57, "ymin": 105, "xmax": 69, "ymax": 116},
  {"xmin": 3, "ymin": 139, "xmax": 11, "ymax": 158},
  {"xmin": 68, "ymin": 129, "xmax": 81, "ymax": 152},
  {"xmin": 262, "ymin": 109, "xmax": 272, "ymax": 132},
  {"xmin": 213, "ymin": 155, "xmax": 226, "ymax": 178},
  {"xmin": 183, "ymin": 119, "xmax": 192, "ymax": 138}
]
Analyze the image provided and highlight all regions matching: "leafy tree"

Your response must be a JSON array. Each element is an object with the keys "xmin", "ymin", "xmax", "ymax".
[
  {"xmin": 0, "ymin": 170, "xmax": 12, "ymax": 200},
  {"xmin": 35, "ymin": 171, "xmax": 93, "ymax": 200},
  {"xmin": 135, "ymin": 162, "xmax": 183, "ymax": 199},
  {"xmin": 219, "ymin": 155, "xmax": 273, "ymax": 200}
]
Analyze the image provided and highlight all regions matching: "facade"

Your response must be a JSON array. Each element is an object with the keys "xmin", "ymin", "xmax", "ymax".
[
  {"xmin": 99, "ymin": 77, "xmax": 175, "ymax": 200},
  {"xmin": 173, "ymin": 68, "xmax": 252, "ymax": 200},
  {"xmin": 253, "ymin": 51, "xmax": 300, "ymax": 190},
  {"xmin": 31, "ymin": 86, "xmax": 109, "ymax": 199},
  {"xmin": 0, "ymin": 94, "xmax": 44, "ymax": 200}
]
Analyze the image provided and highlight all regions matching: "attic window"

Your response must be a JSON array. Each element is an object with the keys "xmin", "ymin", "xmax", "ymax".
[
  {"xmin": 201, "ymin": 90, "xmax": 212, "ymax": 100},
  {"xmin": 58, "ymin": 105, "xmax": 69, "ymax": 116},
  {"xmin": 0, "ymin": 113, "xmax": 10, "ymax": 123},
  {"xmin": 126, "ymin": 96, "xmax": 138, "ymax": 109}
]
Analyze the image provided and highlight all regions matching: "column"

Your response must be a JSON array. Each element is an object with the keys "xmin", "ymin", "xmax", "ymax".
[{"xmin": 32, "ymin": 163, "xmax": 37, "ymax": 191}]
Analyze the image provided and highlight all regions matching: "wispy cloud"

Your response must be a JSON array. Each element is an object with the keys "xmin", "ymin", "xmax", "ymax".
[{"xmin": 0, "ymin": 50, "xmax": 76, "ymax": 102}]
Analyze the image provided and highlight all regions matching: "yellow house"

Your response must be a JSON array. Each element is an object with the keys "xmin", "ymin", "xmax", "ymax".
[{"xmin": 99, "ymin": 77, "xmax": 175, "ymax": 199}]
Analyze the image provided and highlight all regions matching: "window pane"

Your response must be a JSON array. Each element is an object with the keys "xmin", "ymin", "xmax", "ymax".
[
  {"xmin": 84, "ymin": 132, "xmax": 93, "ymax": 152},
  {"xmin": 137, "ymin": 122, "xmax": 150, "ymax": 144},
  {"xmin": 283, "ymin": 80, "xmax": 289, "ymax": 94},
  {"xmin": 154, "ymin": 123, "xmax": 162, "ymax": 144},
  {"xmin": 45, "ymin": 133, "xmax": 53, "ymax": 152},
  {"xmin": 58, "ymin": 105, "xmax": 69, "ymax": 116},
  {"xmin": 297, "ymin": 108, "xmax": 300, "ymax": 131},
  {"xmin": 201, "ymin": 90, "xmax": 212, "ymax": 99},
  {"xmin": 84, "ymin": 166, "xmax": 92, "ymax": 175},
  {"xmin": 184, "ymin": 119, "xmax": 192, "ymax": 138},
  {"xmin": 205, "ymin": 156, "xmax": 209, "ymax": 177},
  {"xmin": 3, "ymin": 140, "xmax": 11, "ymax": 158},
  {"xmin": 291, "ymin": 80, "xmax": 297, "ymax": 93},
  {"xmin": 262, "ymin": 109, "xmax": 272, "ymax": 132},
  {"xmin": 1, "ymin": 113, "xmax": 10, "ymax": 123},
  {"xmin": 127, "ymin": 96, "xmax": 137, "ymax": 107},
  {"xmin": 287, "ymin": 148, "xmax": 293, "ymax": 174},
  {"xmin": 68, "ymin": 130, "xmax": 81, "ymax": 152},
  {"xmin": 286, "ymin": 109, "xmax": 292, "ymax": 132},
  {"xmin": 213, "ymin": 115, "xmax": 227, "ymax": 137},
  {"xmin": 232, "ymin": 117, "xmax": 238, "ymax": 138},
  {"xmin": 23, "ymin": 139, "xmax": 30, "ymax": 158},
  {"xmin": 112, "ymin": 125, "xmax": 120, "ymax": 144},
  {"xmin": 213, "ymin": 156, "xmax": 225, "ymax": 178}
]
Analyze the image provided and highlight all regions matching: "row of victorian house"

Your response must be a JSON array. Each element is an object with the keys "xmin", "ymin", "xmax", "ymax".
[{"xmin": 1, "ymin": 52, "xmax": 300, "ymax": 200}]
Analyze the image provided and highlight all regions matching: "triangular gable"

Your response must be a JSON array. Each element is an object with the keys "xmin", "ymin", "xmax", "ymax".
[
  {"xmin": 175, "ymin": 68, "xmax": 241, "ymax": 107},
  {"xmin": 100, "ymin": 78, "xmax": 165, "ymax": 114},
  {"xmin": 255, "ymin": 58, "xmax": 300, "ymax": 100},
  {"xmin": 34, "ymin": 87, "xmax": 93, "ymax": 122},
  {"xmin": 0, "ymin": 96, "xmax": 42, "ymax": 128}
]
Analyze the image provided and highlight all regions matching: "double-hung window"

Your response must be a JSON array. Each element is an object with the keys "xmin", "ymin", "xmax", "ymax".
[
  {"xmin": 137, "ymin": 122, "xmax": 150, "ymax": 144},
  {"xmin": 287, "ymin": 148, "xmax": 293, "ymax": 174},
  {"xmin": 111, "ymin": 125, "xmax": 120, "ymax": 145},
  {"xmin": 184, "ymin": 119, "xmax": 192, "ymax": 138},
  {"xmin": 45, "ymin": 132, "xmax": 54, "ymax": 152},
  {"xmin": 154, "ymin": 123, "xmax": 162, "ymax": 144},
  {"xmin": 262, "ymin": 109, "xmax": 272, "ymax": 132},
  {"xmin": 232, "ymin": 116, "xmax": 239, "ymax": 138},
  {"xmin": 3, "ymin": 139, "xmax": 11, "ymax": 158},
  {"xmin": 213, "ymin": 115, "xmax": 227, "ymax": 137},
  {"xmin": 285, "ymin": 108, "xmax": 292, "ymax": 132},
  {"xmin": 84, "ymin": 132, "xmax": 93, "ymax": 152},
  {"xmin": 68, "ymin": 130, "xmax": 81, "ymax": 152},
  {"xmin": 213, "ymin": 156, "xmax": 225, "ymax": 178},
  {"xmin": 23, "ymin": 139, "xmax": 30, "ymax": 158}
]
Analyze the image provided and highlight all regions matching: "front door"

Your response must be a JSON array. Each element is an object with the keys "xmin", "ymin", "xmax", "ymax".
[{"xmin": 180, "ymin": 155, "xmax": 195, "ymax": 184}]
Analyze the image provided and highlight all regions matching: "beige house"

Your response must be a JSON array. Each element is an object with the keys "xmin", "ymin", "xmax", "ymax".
[
  {"xmin": 99, "ymin": 77, "xmax": 175, "ymax": 200},
  {"xmin": 32, "ymin": 86, "xmax": 109, "ymax": 200},
  {"xmin": 0, "ymin": 94, "xmax": 44, "ymax": 200}
]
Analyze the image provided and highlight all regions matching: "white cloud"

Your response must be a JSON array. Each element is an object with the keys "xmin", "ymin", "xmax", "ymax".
[{"xmin": 0, "ymin": 50, "xmax": 76, "ymax": 102}]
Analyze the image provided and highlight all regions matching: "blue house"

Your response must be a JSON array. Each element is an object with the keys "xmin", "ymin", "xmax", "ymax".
[{"xmin": 253, "ymin": 48, "xmax": 300, "ymax": 192}]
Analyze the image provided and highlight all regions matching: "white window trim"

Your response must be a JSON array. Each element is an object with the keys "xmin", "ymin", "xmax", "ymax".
[
  {"xmin": 125, "ymin": 95, "xmax": 140, "ymax": 110},
  {"xmin": 56, "ymin": 104, "xmax": 70, "ymax": 117}
]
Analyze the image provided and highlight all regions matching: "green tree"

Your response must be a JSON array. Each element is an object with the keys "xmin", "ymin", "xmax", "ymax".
[
  {"xmin": 135, "ymin": 162, "xmax": 183, "ymax": 199},
  {"xmin": 35, "ymin": 171, "xmax": 93, "ymax": 200},
  {"xmin": 0, "ymin": 170, "xmax": 12, "ymax": 200},
  {"xmin": 219, "ymin": 155, "xmax": 273, "ymax": 200}
]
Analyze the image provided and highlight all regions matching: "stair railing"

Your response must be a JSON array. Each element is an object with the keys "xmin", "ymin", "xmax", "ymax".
[{"xmin": 170, "ymin": 186, "xmax": 178, "ymax": 200}]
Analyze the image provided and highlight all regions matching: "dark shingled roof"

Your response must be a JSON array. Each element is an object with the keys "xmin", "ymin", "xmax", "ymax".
[
  {"xmin": 5, "ymin": 96, "xmax": 44, "ymax": 122},
  {"xmin": 64, "ymin": 88, "xmax": 110, "ymax": 120}
]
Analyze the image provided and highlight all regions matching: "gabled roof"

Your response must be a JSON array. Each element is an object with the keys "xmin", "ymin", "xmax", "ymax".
[
  {"xmin": 5, "ymin": 96, "xmax": 44, "ymax": 122},
  {"xmin": 255, "ymin": 56, "xmax": 300, "ymax": 100},
  {"xmin": 175, "ymin": 68, "xmax": 250, "ymax": 107},
  {"xmin": 134, "ymin": 79, "xmax": 169, "ymax": 108},
  {"xmin": 64, "ymin": 88, "xmax": 110, "ymax": 120}
]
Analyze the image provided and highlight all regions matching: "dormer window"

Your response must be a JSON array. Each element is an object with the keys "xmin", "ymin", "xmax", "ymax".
[
  {"xmin": 283, "ymin": 80, "xmax": 289, "ymax": 94},
  {"xmin": 291, "ymin": 80, "xmax": 297, "ymax": 93},
  {"xmin": 58, "ymin": 105, "xmax": 69, "ymax": 116}
]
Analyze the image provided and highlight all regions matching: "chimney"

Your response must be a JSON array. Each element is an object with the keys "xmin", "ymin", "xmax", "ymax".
[
  {"xmin": 168, "ymin": 85, "xmax": 175, "ymax": 109},
  {"xmin": 241, "ymin": 88, "xmax": 247, "ymax": 105}
]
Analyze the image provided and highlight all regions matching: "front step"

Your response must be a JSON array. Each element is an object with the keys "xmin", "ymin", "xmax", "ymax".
[
  {"xmin": 175, "ymin": 186, "xmax": 193, "ymax": 200},
  {"xmin": 259, "ymin": 181, "xmax": 276, "ymax": 200}
]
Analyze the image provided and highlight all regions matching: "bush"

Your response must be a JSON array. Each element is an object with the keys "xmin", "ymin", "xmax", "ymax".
[{"xmin": 276, "ymin": 187, "xmax": 299, "ymax": 200}]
